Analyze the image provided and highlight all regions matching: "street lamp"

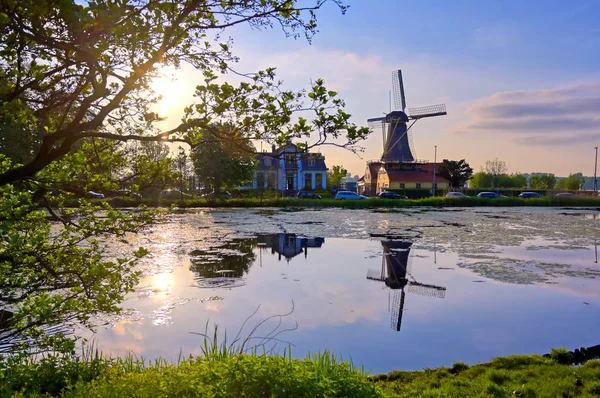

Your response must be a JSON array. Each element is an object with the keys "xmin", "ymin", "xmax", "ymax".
[
  {"xmin": 432, "ymin": 145, "xmax": 437, "ymax": 196},
  {"xmin": 594, "ymin": 146, "xmax": 598, "ymax": 195}
]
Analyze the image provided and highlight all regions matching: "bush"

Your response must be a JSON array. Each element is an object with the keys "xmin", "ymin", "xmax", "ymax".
[
  {"xmin": 0, "ymin": 351, "xmax": 378, "ymax": 398},
  {"xmin": 550, "ymin": 347, "xmax": 574, "ymax": 365}
]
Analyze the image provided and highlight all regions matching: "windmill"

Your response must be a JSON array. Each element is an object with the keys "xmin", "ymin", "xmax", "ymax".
[
  {"xmin": 366, "ymin": 240, "xmax": 446, "ymax": 331},
  {"xmin": 367, "ymin": 70, "xmax": 447, "ymax": 163}
]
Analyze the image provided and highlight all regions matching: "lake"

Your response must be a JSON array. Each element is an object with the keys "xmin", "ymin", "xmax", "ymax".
[{"xmin": 87, "ymin": 207, "xmax": 600, "ymax": 373}]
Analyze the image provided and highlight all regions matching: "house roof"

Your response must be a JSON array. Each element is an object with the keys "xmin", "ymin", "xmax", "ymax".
[
  {"xmin": 300, "ymin": 154, "xmax": 327, "ymax": 170},
  {"xmin": 255, "ymin": 153, "xmax": 280, "ymax": 170},
  {"xmin": 382, "ymin": 163, "xmax": 449, "ymax": 184}
]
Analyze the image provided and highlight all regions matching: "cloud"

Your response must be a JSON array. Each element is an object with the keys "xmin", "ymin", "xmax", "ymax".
[{"xmin": 453, "ymin": 82, "xmax": 600, "ymax": 145}]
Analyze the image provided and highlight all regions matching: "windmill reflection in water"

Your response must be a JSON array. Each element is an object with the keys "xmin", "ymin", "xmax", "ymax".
[{"xmin": 367, "ymin": 241, "xmax": 447, "ymax": 331}]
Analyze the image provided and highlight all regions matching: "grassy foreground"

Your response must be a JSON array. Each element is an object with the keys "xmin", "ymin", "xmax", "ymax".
[
  {"xmin": 77, "ymin": 195, "xmax": 600, "ymax": 209},
  {"xmin": 1, "ymin": 351, "xmax": 599, "ymax": 397}
]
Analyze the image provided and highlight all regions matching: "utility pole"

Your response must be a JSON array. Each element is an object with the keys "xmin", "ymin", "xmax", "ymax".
[
  {"xmin": 594, "ymin": 146, "xmax": 598, "ymax": 195},
  {"xmin": 432, "ymin": 145, "xmax": 437, "ymax": 196}
]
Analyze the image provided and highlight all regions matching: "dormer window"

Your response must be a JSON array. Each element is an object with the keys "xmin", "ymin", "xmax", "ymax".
[
  {"xmin": 308, "ymin": 158, "xmax": 316, "ymax": 166},
  {"xmin": 264, "ymin": 157, "xmax": 272, "ymax": 167}
]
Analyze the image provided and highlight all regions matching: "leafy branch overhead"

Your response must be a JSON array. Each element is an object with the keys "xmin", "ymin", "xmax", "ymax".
[
  {"xmin": 0, "ymin": 0, "xmax": 368, "ymax": 186},
  {"xmin": 0, "ymin": 0, "xmax": 365, "ymax": 353}
]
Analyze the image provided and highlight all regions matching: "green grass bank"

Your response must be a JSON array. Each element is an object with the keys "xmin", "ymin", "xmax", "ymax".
[
  {"xmin": 1, "ymin": 351, "xmax": 599, "ymax": 397},
  {"xmin": 72, "ymin": 196, "xmax": 600, "ymax": 209}
]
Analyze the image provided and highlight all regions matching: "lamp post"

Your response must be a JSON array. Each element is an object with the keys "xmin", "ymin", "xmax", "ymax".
[
  {"xmin": 432, "ymin": 145, "xmax": 437, "ymax": 196},
  {"xmin": 594, "ymin": 146, "xmax": 598, "ymax": 195}
]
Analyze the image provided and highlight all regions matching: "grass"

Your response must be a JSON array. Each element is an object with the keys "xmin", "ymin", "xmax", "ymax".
[
  {"xmin": 1, "ymin": 351, "xmax": 599, "ymax": 397},
  {"xmin": 69, "ymin": 196, "xmax": 600, "ymax": 209},
  {"xmin": 372, "ymin": 355, "xmax": 600, "ymax": 398}
]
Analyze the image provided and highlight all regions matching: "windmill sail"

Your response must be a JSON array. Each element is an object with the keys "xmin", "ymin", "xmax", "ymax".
[{"xmin": 392, "ymin": 70, "xmax": 407, "ymax": 111}]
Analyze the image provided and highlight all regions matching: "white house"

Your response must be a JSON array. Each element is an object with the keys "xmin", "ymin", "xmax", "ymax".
[{"xmin": 253, "ymin": 143, "xmax": 328, "ymax": 191}]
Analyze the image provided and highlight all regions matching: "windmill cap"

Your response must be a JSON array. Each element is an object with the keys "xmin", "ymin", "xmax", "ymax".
[{"xmin": 385, "ymin": 110, "xmax": 409, "ymax": 123}]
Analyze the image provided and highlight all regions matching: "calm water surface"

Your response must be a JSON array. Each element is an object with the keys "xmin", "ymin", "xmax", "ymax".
[{"xmin": 88, "ymin": 207, "xmax": 600, "ymax": 373}]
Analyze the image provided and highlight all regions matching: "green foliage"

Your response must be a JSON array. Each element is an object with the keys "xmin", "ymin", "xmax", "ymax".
[
  {"xmin": 529, "ymin": 173, "xmax": 556, "ymax": 189},
  {"xmin": 437, "ymin": 159, "xmax": 473, "ymax": 188},
  {"xmin": 191, "ymin": 124, "xmax": 257, "ymax": 193},
  {"xmin": 550, "ymin": 347, "xmax": 575, "ymax": 365},
  {"xmin": 373, "ymin": 354, "xmax": 600, "ymax": 398},
  {"xmin": 0, "ymin": 351, "xmax": 377, "ymax": 397},
  {"xmin": 327, "ymin": 165, "xmax": 348, "ymax": 189},
  {"xmin": 470, "ymin": 172, "xmax": 527, "ymax": 189},
  {"xmin": 556, "ymin": 173, "xmax": 585, "ymax": 190}
]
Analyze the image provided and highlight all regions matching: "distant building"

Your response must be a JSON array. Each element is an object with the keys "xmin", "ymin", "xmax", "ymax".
[
  {"xmin": 376, "ymin": 163, "xmax": 449, "ymax": 193},
  {"xmin": 360, "ymin": 161, "xmax": 384, "ymax": 196},
  {"xmin": 252, "ymin": 143, "xmax": 327, "ymax": 191}
]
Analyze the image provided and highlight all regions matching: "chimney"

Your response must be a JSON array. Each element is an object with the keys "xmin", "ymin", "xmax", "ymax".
[{"xmin": 271, "ymin": 144, "xmax": 276, "ymax": 153}]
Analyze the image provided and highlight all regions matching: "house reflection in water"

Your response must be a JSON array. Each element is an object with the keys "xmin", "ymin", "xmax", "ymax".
[
  {"xmin": 257, "ymin": 234, "xmax": 325, "ymax": 262},
  {"xmin": 367, "ymin": 240, "xmax": 446, "ymax": 332}
]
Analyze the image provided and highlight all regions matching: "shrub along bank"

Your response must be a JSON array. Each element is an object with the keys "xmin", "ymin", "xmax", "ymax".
[
  {"xmin": 69, "ymin": 195, "xmax": 600, "ymax": 209},
  {"xmin": 1, "ymin": 350, "xmax": 600, "ymax": 397}
]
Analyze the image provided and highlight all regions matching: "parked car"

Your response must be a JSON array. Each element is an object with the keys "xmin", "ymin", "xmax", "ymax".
[
  {"xmin": 377, "ymin": 192, "xmax": 408, "ymax": 199},
  {"xmin": 519, "ymin": 192, "xmax": 543, "ymax": 198},
  {"xmin": 555, "ymin": 192, "xmax": 574, "ymax": 197},
  {"xmin": 335, "ymin": 191, "xmax": 367, "ymax": 200},
  {"xmin": 297, "ymin": 191, "xmax": 322, "ymax": 199},
  {"xmin": 160, "ymin": 189, "xmax": 192, "ymax": 199},
  {"xmin": 200, "ymin": 190, "xmax": 232, "ymax": 199},
  {"xmin": 116, "ymin": 189, "xmax": 142, "ymax": 199},
  {"xmin": 476, "ymin": 192, "xmax": 506, "ymax": 198},
  {"xmin": 85, "ymin": 191, "xmax": 105, "ymax": 199},
  {"xmin": 445, "ymin": 192, "xmax": 469, "ymax": 198}
]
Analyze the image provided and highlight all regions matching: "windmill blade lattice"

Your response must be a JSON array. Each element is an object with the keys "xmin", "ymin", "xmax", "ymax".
[{"xmin": 392, "ymin": 70, "xmax": 407, "ymax": 111}]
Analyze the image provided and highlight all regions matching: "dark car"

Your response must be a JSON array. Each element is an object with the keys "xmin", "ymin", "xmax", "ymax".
[
  {"xmin": 477, "ymin": 192, "xmax": 506, "ymax": 199},
  {"xmin": 297, "ymin": 191, "xmax": 322, "ymax": 199},
  {"xmin": 377, "ymin": 192, "xmax": 408, "ymax": 199},
  {"xmin": 519, "ymin": 192, "xmax": 543, "ymax": 198}
]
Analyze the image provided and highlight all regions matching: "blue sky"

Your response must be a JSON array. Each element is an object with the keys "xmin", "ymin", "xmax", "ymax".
[{"xmin": 163, "ymin": 0, "xmax": 600, "ymax": 176}]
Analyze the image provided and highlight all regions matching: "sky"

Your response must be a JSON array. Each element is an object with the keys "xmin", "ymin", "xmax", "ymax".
[{"xmin": 156, "ymin": 0, "xmax": 600, "ymax": 177}]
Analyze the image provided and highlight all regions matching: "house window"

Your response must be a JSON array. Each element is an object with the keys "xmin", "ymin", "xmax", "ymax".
[
  {"xmin": 256, "ymin": 173, "xmax": 265, "ymax": 188},
  {"xmin": 308, "ymin": 158, "xmax": 316, "ymax": 166},
  {"xmin": 263, "ymin": 157, "xmax": 272, "ymax": 167},
  {"xmin": 285, "ymin": 154, "xmax": 295, "ymax": 164},
  {"xmin": 416, "ymin": 183, "xmax": 421, "ymax": 189},
  {"xmin": 315, "ymin": 173, "xmax": 323, "ymax": 188},
  {"xmin": 267, "ymin": 173, "xmax": 276, "ymax": 188},
  {"xmin": 304, "ymin": 173, "xmax": 312, "ymax": 189},
  {"xmin": 400, "ymin": 183, "xmax": 405, "ymax": 189}
]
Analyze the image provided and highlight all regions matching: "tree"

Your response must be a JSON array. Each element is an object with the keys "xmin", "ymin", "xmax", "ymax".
[
  {"xmin": 498, "ymin": 173, "xmax": 527, "ymax": 188},
  {"xmin": 556, "ymin": 173, "xmax": 584, "ymax": 190},
  {"xmin": 327, "ymin": 165, "xmax": 348, "ymax": 190},
  {"xmin": 437, "ymin": 159, "xmax": 473, "ymax": 188},
  {"xmin": 192, "ymin": 125, "xmax": 257, "ymax": 193},
  {"xmin": 529, "ymin": 173, "xmax": 556, "ymax": 189},
  {"xmin": 0, "ymin": 0, "xmax": 369, "ymax": 353},
  {"xmin": 469, "ymin": 171, "xmax": 493, "ymax": 188},
  {"xmin": 484, "ymin": 158, "xmax": 508, "ymax": 188}
]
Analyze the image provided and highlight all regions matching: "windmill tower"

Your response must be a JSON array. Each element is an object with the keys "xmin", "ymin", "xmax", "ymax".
[
  {"xmin": 366, "ymin": 240, "xmax": 446, "ymax": 331},
  {"xmin": 367, "ymin": 70, "xmax": 447, "ymax": 163}
]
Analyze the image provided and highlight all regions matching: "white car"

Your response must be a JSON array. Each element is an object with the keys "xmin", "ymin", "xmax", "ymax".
[
  {"xmin": 335, "ymin": 191, "xmax": 367, "ymax": 200},
  {"xmin": 445, "ymin": 192, "xmax": 469, "ymax": 198}
]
